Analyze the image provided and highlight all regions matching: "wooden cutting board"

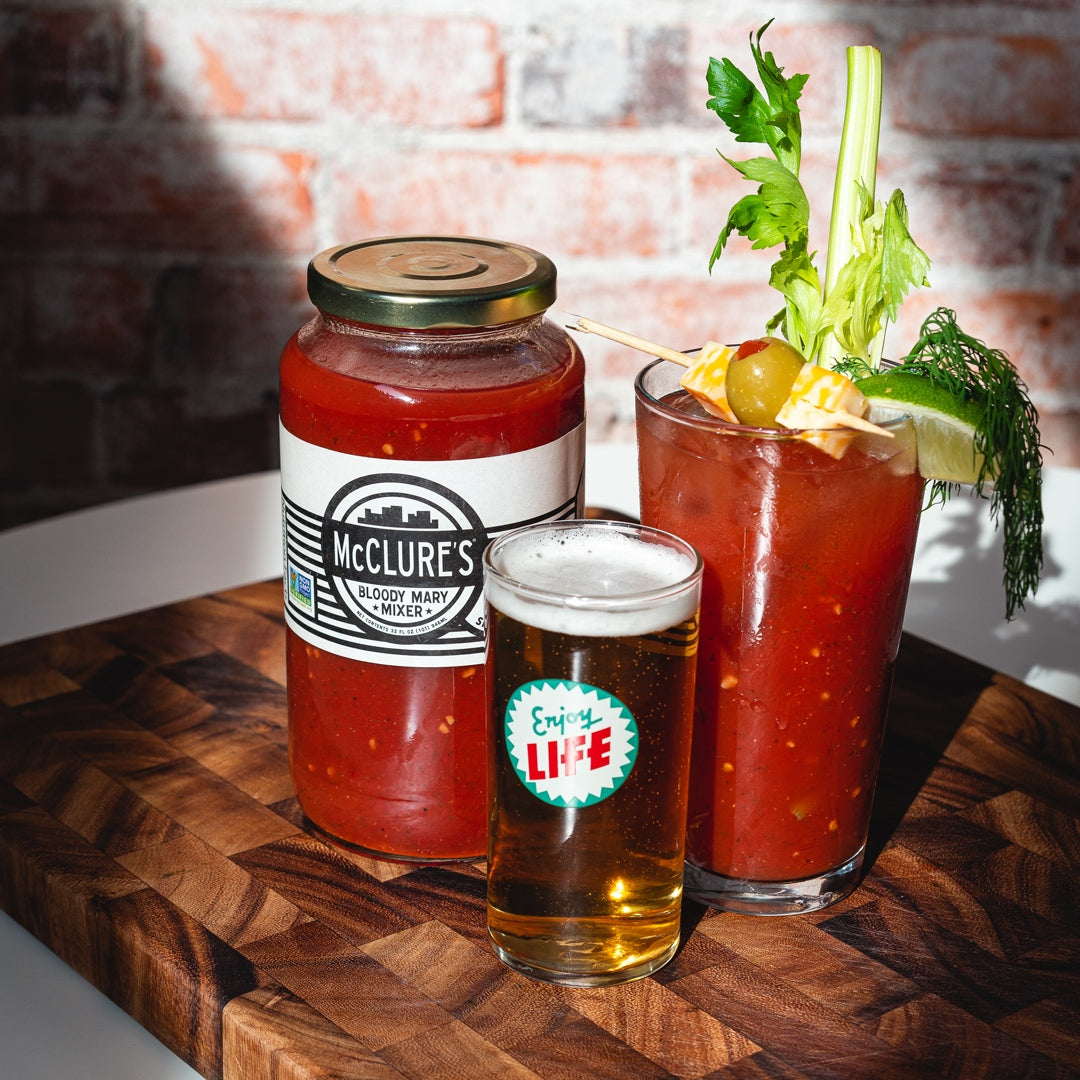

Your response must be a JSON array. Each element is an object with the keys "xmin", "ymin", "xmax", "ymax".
[{"xmin": 1, "ymin": 579, "xmax": 1078, "ymax": 1080}]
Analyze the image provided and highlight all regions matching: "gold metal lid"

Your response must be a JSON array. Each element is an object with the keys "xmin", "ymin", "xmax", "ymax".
[{"xmin": 307, "ymin": 236, "xmax": 558, "ymax": 328}]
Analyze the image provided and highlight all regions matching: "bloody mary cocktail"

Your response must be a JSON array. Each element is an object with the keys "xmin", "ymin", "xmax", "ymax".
[{"xmin": 635, "ymin": 358, "xmax": 922, "ymax": 913}]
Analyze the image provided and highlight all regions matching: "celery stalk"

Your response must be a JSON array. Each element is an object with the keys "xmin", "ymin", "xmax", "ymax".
[{"xmin": 820, "ymin": 45, "xmax": 882, "ymax": 369}]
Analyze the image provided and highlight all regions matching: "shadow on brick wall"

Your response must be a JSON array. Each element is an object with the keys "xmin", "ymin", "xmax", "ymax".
[{"xmin": 0, "ymin": 4, "xmax": 313, "ymax": 529}]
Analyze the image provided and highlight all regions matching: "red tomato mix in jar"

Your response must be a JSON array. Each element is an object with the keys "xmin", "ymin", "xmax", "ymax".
[{"xmin": 279, "ymin": 237, "xmax": 586, "ymax": 861}]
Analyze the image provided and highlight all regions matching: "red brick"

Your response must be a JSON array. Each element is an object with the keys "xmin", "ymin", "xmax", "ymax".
[
  {"xmin": 3, "ymin": 6, "xmax": 1079, "ymax": 519},
  {"xmin": 888, "ymin": 160, "xmax": 1046, "ymax": 269},
  {"xmin": 0, "ymin": 264, "xmax": 26, "ymax": 370},
  {"xmin": 894, "ymin": 34, "xmax": 1080, "ymax": 138},
  {"xmin": 0, "ymin": 134, "xmax": 21, "ymax": 214},
  {"xmin": 0, "ymin": 7, "xmax": 127, "ymax": 117},
  {"xmin": 103, "ymin": 384, "xmax": 277, "ymax": 488},
  {"xmin": 329, "ymin": 151, "xmax": 680, "ymax": 258},
  {"xmin": 23, "ymin": 263, "xmax": 154, "ymax": 377},
  {"xmin": 1035, "ymin": 411, "xmax": 1080, "ymax": 469},
  {"xmin": 4, "ymin": 133, "xmax": 315, "ymax": 255},
  {"xmin": 1050, "ymin": 167, "xmax": 1080, "ymax": 267},
  {"xmin": 150, "ymin": 262, "xmax": 311, "ymax": 376},
  {"xmin": 6, "ymin": 259, "xmax": 308, "ymax": 383},
  {"xmin": 144, "ymin": 12, "xmax": 502, "ymax": 126},
  {"xmin": 521, "ymin": 25, "xmax": 688, "ymax": 126}
]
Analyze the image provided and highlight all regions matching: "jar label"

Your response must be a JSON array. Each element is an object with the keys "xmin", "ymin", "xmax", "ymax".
[
  {"xmin": 504, "ymin": 680, "xmax": 638, "ymax": 807},
  {"xmin": 280, "ymin": 423, "xmax": 585, "ymax": 667}
]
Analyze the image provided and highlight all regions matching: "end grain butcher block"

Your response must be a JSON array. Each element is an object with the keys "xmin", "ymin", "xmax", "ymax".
[{"xmin": 1, "ymin": 580, "xmax": 1079, "ymax": 1080}]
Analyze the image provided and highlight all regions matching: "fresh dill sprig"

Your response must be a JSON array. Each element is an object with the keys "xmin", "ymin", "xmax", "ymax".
[
  {"xmin": 895, "ymin": 308, "xmax": 1045, "ymax": 618},
  {"xmin": 832, "ymin": 355, "xmax": 877, "ymax": 381}
]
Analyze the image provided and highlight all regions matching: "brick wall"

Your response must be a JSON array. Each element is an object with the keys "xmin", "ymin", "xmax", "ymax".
[{"xmin": 2, "ymin": 0, "xmax": 1078, "ymax": 528}]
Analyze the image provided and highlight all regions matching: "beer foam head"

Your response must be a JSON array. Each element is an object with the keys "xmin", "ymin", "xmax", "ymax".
[{"xmin": 484, "ymin": 522, "xmax": 701, "ymax": 637}]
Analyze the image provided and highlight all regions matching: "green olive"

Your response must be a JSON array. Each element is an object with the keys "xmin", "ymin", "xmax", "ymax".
[{"xmin": 726, "ymin": 337, "xmax": 806, "ymax": 427}]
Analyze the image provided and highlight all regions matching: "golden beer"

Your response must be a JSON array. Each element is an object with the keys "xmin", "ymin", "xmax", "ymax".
[{"xmin": 483, "ymin": 520, "xmax": 702, "ymax": 985}]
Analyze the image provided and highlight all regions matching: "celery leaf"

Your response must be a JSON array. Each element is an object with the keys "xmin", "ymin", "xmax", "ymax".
[
  {"xmin": 825, "ymin": 187, "xmax": 930, "ymax": 362},
  {"xmin": 706, "ymin": 23, "xmax": 929, "ymax": 366},
  {"xmin": 706, "ymin": 20, "xmax": 807, "ymax": 175},
  {"xmin": 881, "ymin": 191, "xmax": 931, "ymax": 322},
  {"xmin": 714, "ymin": 156, "xmax": 808, "ymax": 251},
  {"xmin": 705, "ymin": 22, "xmax": 821, "ymax": 356},
  {"xmin": 769, "ymin": 242, "xmax": 826, "ymax": 360}
]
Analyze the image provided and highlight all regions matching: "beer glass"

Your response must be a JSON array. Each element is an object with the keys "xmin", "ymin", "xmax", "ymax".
[
  {"xmin": 483, "ymin": 519, "xmax": 703, "ymax": 985},
  {"xmin": 636, "ymin": 358, "xmax": 923, "ymax": 914}
]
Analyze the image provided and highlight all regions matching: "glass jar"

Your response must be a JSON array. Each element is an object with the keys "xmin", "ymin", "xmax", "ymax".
[{"xmin": 279, "ymin": 236, "xmax": 586, "ymax": 861}]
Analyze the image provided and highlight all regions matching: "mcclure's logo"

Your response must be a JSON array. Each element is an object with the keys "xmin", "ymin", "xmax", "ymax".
[{"xmin": 321, "ymin": 474, "xmax": 487, "ymax": 643}]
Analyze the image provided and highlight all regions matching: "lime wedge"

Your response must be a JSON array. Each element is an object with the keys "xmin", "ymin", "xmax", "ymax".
[{"xmin": 858, "ymin": 370, "xmax": 986, "ymax": 484}]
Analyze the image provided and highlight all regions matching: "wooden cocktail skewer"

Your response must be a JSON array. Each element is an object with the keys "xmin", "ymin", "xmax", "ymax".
[
  {"xmin": 553, "ymin": 311, "xmax": 698, "ymax": 368},
  {"xmin": 553, "ymin": 310, "xmax": 892, "ymax": 437}
]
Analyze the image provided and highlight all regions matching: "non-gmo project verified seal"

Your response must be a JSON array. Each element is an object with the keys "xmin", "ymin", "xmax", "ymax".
[{"xmin": 288, "ymin": 562, "xmax": 315, "ymax": 616}]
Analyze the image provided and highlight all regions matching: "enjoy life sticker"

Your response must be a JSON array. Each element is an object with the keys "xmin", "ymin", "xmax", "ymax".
[{"xmin": 504, "ymin": 680, "xmax": 638, "ymax": 807}]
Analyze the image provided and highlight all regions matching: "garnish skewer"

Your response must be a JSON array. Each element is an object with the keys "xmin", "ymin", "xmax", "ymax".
[
  {"xmin": 553, "ymin": 311, "xmax": 701, "ymax": 368},
  {"xmin": 553, "ymin": 310, "xmax": 892, "ymax": 437}
]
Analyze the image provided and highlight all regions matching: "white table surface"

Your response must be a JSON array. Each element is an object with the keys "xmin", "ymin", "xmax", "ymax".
[{"xmin": 1, "ymin": 444, "xmax": 1078, "ymax": 1078}]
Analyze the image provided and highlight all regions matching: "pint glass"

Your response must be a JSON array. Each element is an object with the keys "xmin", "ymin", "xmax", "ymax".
[
  {"xmin": 635, "ymin": 358, "xmax": 923, "ymax": 914},
  {"xmin": 484, "ymin": 519, "xmax": 703, "ymax": 985}
]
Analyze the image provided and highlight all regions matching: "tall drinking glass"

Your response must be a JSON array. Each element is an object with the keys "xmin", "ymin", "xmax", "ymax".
[
  {"xmin": 635, "ymin": 359, "xmax": 923, "ymax": 915},
  {"xmin": 484, "ymin": 519, "xmax": 703, "ymax": 984}
]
